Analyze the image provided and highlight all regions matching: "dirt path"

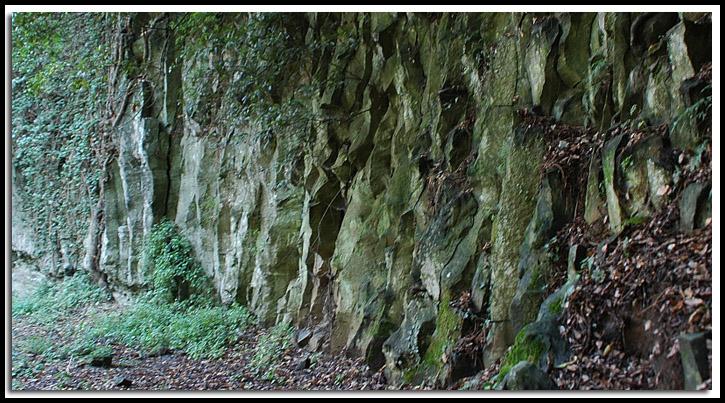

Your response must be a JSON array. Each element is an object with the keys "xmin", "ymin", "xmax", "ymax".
[{"xmin": 11, "ymin": 313, "xmax": 388, "ymax": 391}]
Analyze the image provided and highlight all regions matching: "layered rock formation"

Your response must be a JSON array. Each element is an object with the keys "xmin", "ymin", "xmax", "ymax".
[{"xmin": 14, "ymin": 11, "xmax": 712, "ymax": 387}]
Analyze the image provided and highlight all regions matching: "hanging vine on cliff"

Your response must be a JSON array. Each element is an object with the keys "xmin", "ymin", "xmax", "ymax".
[{"xmin": 12, "ymin": 12, "xmax": 115, "ymax": 273}]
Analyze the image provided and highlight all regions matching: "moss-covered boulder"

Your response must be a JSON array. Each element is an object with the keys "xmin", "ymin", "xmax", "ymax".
[{"xmin": 495, "ymin": 360, "xmax": 558, "ymax": 390}]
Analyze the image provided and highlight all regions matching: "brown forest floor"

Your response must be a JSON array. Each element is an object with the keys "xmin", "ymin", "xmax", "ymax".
[{"xmin": 11, "ymin": 313, "xmax": 388, "ymax": 391}]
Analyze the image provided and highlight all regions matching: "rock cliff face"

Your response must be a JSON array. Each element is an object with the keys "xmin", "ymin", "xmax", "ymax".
[{"xmin": 31, "ymin": 12, "xmax": 712, "ymax": 386}]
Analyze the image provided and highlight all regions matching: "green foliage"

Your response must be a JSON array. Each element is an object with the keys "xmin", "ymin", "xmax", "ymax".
[
  {"xmin": 68, "ymin": 337, "xmax": 111, "ymax": 361},
  {"xmin": 91, "ymin": 298, "xmax": 251, "ymax": 360},
  {"xmin": 144, "ymin": 219, "xmax": 211, "ymax": 304},
  {"xmin": 547, "ymin": 295, "xmax": 564, "ymax": 315},
  {"xmin": 12, "ymin": 271, "xmax": 105, "ymax": 324},
  {"xmin": 673, "ymin": 84, "xmax": 712, "ymax": 134},
  {"xmin": 18, "ymin": 335, "xmax": 62, "ymax": 359},
  {"xmin": 12, "ymin": 12, "xmax": 113, "ymax": 265},
  {"xmin": 620, "ymin": 154, "xmax": 634, "ymax": 171},
  {"xmin": 171, "ymin": 13, "xmax": 318, "ymax": 148},
  {"xmin": 54, "ymin": 370, "xmax": 74, "ymax": 388},
  {"xmin": 623, "ymin": 215, "xmax": 648, "ymax": 226},
  {"xmin": 51, "ymin": 219, "xmax": 253, "ymax": 361},
  {"xmin": 14, "ymin": 274, "xmax": 252, "ymax": 363},
  {"xmin": 249, "ymin": 322, "xmax": 295, "ymax": 381}
]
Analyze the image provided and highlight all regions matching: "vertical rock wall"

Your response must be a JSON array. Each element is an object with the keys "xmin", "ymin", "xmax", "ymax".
[{"xmin": 89, "ymin": 11, "xmax": 711, "ymax": 386}]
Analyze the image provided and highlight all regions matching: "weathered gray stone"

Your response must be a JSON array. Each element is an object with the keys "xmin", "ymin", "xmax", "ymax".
[
  {"xmin": 538, "ymin": 277, "xmax": 577, "ymax": 325},
  {"xmin": 382, "ymin": 298, "xmax": 437, "ymax": 385},
  {"xmin": 112, "ymin": 375, "xmax": 133, "ymax": 388},
  {"xmin": 526, "ymin": 16, "xmax": 560, "ymax": 107},
  {"xmin": 470, "ymin": 253, "xmax": 492, "ymax": 314},
  {"xmin": 487, "ymin": 129, "xmax": 543, "ymax": 361},
  {"xmin": 557, "ymin": 13, "xmax": 597, "ymax": 89},
  {"xmin": 679, "ymin": 182, "xmax": 711, "ymax": 232},
  {"xmin": 294, "ymin": 355, "xmax": 311, "ymax": 371},
  {"xmin": 618, "ymin": 134, "xmax": 671, "ymax": 220},
  {"xmin": 584, "ymin": 149, "xmax": 606, "ymax": 224},
  {"xmin": 602, "ymin": 134, "xmax": 626, "ymax": 233},
  {"xmin": 294, "ymin": 328, "xmax": 313, "ymax": 349},
  {"xmin": 89, "ymin": 354, "xmax": 113, "ymax": 368},
  {"xmin": 678, "ymin": 332, "xmax": 710, "ymax": 390},
  {"xmin": 509, "ymin": 281, "xmax": 546, "ymax": 340},
  {"xmin": 509, "ymin": 167, "xmax": 569, "ymax": 338},
  {"xmin": 567, "ymin": 244, "xmax": 586, "ymax": 282},
  {"xmin": 553, "ymin": 89, "xmax": 587, "ymax": 125}
]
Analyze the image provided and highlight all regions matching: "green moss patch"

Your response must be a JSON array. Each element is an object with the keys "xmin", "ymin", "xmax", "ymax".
[{"xmin": 497, "ymin": 326, "xmax": 546, "ymax": 384}]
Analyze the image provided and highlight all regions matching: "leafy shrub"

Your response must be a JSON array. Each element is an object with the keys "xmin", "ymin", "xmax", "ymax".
[
  {"xmin": 144, "ymin": 219, "xmax": 211, "ymax": 304},
  {"xmin": 14, "ymin": 222, "xmax": 251, "ymax": 362}
]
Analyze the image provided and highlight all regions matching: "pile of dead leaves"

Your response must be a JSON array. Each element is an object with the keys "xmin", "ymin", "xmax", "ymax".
[
  {"xmin": 517, "ymin": 107, "xmax": 602, "ymax": 216},
  {"xmin": 545, "ymin": 128, "xmax": 712, "ymax": 389},
  {"xmin": 552, "ymin": 209, "xmax": 711, "ymax": 389}
]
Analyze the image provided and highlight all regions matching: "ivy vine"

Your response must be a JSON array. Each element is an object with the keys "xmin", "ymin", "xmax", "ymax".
[{"xmin": 11, "ymin": 12, "xmax": 114, "ymax": 270}]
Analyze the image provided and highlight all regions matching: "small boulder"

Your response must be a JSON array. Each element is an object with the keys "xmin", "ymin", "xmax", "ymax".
[
  {"xmin": 112, "ymin": 375, "xmax": 133, "ymax": 388},
  {"xmin": 293, "ymin": 328, "xmax": 312, "ymax": 349},
  {"xmin": 679, "ymin": 182, "xmax": 711, "ymax": 232},
  {"xmin": 90, "ymin": 354, "xmax": 113, "ymax": 368},
  {"xmin": 679, "ymin": 332, "xmax": 710, "ymax": 390},
  {"xmin": 294, "ymin": 355, "xmax": 311, "ymax": 371},
  {"xmin": 495, "ymin": 360, "xmax": 558, "ymax": 390}
]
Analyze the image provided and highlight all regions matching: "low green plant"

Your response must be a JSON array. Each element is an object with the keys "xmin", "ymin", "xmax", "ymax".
[
  {"xmin": 12, "ymin": 272, "xmax": 107, "ymax": 387},
  {"xmin": 620, "ymin": 154, "xmax": 634, "ymax": 171},
  {"xmin": 12, "ymin": 271, "xmax": 104, "ymax": 324},
  {"xmin": 547, "ymin": 295, "xmax": 564, "ymax": 315},
  {"xmin": 54, "ymin": 370, "xmax": 74, "ymax": 388},
  {"xmin": 18, "ymin": 335, "xmax": 60, "ymax": 359},
  {"xmin": 249, "ymin": 322, "xmax": 294, "ymax": 381},
  {"xmin": 91, "ymin": 297, "xmax": 251, "ymax": 360},
  {"xmin": 67, "ymin": 337, "xmax": 112, "ymax": 362},
  {"xmin": 13, "ymin": 229, "xmax": 252, "ymax": 370},
  {"xmin": 624, "ymin": 215, "xmax": 648, "ymax": 226}
]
